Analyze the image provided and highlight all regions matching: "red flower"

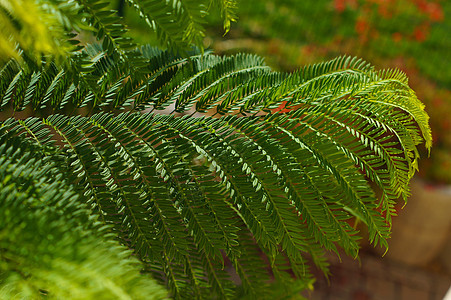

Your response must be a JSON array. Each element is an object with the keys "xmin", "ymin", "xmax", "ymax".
[
  {"xmin": 392, "ymin": 32, "xmax": 403, "ymax": 42},
  {"xmin": 416, "ymin": 0, "xmax": 444, "ymax": 21},
  {"xmin": 355, "ymin": 18, "xmax": 369, "ymax": 35},
  {"xmin": 432, "ymin": 97, "xmax": 444, "ymax": 107},
  {"xmin": 413, "ymin": 26, "xmax": 428, "ymax": 42},
  {"xmin": 334, "ymin": 0, "xmax": 346, "ymax": 12},
  {"xmin": 273, "ymin": 101, "xmax": 292, "ymax": 113},
  {"xmin": 334, "ymin": 0, "xmax": 358, "ymax": 12},
  {"xmin": 427, "ymin": 2, "xmax": 444, "ymax": 22},
  {"xmin": 416, "ymin": 0, "xmax": 428, "ymax": 13},
  {"xmin": 378, "ymin": 5, "xmax": 391, "ymax": 18}
]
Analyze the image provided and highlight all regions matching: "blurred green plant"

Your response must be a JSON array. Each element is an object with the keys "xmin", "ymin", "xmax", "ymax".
[{"xmin": 0, "ymin": 0, "xmax": 82, "ymax": 64}]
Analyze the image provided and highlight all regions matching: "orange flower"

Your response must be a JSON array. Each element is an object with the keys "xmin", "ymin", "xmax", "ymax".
[{"xmin": 378, "ymin": 5, "xmax": 392, "ymax": 18}]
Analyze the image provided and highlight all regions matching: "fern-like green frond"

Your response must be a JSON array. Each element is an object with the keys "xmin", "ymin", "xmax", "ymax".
[
  {"xmin": 0, "ymin": 0, "xmax": 237, "ymax": 65},
  {"xmin": 0, "ymin": 50, "xmax": 270, "ymax": 115},
  {"xmin": 0, "ymin": 48, "xmax": 432, "ymax": 299},
  {"xmin": 0, "ymin": 129, "xmax": 168, "ymax": 299},
  {"xmin": 0, "ymin": 0, "xmax": 434, "ymax": 298}
]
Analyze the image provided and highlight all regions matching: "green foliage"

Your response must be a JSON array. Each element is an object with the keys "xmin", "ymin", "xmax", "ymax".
[
  {"xmin": 0, "ymin": 130, "xmax": 167, "ymax": 299},
  {"xmin": 0, "ymin": 0, "xmax": 78, "ymax": 63},
  {"xmin": 0, "ymin": 0, "xmax": 237, "ymax": 63},
  {"xmin": 0, "ymin": 0, "xmax": 432, "ymax": 299}
]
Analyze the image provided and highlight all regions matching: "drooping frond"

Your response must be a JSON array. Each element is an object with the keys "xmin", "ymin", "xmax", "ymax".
[
  {"xmin": 125, "ymin": 0, "xmax": 202, "ymax": 50},
  {"xmin": 0, "ymin": 0, "xmax": 237, "ymax": 64},
  {"xmin": 0, "ymin": 53, "xmax": 431, "ymax": 298},
  {"xmin": 124, "ymin": 0, "xmax": 237, "ymax": 50},
  {"xmin": 210, "ymin": 0, "xmax": 238, "ymax": 34},
  {"xmin": 75, "ymin": 0, "xmax": 135, "ymax": 56},
  {"xmin": 0, "ymin": 128, "xmax": 168, "ymax": 299}
]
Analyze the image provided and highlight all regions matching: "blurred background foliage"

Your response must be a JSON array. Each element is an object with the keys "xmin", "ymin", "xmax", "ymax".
[{"xmin": 123, "ymin": 0, "xmax": 450, "ymax": 184}]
